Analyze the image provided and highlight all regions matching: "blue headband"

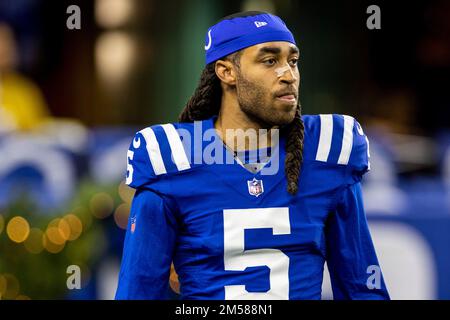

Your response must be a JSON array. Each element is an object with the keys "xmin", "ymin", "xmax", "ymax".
[{"xmin": 204, "ymin": 13, "xmax": 296, "ymax": 65}]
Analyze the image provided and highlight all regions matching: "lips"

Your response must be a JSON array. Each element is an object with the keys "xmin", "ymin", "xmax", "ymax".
[
  {"xmin": 275, "ymin": 92, "xmax": 297, "ymax": 104},
  {"xmin": 275, "ymin": 89, "xmax": 297, "ymax": 100},
  {"xmin": 277, "ymin": 95, "xmax": 296, "ymax": 101}
]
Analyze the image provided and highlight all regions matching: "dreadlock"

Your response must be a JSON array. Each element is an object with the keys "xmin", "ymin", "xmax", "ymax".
[
  {"xmin": 178, "ymin": 13, "xmax": 304, "ymax": 195},
  {"xmin": 283, "ymin": 105, "xmax": 304, "ymax": 194},
  {"xmin": 178, "ymin": 63, "xmax": 220, "ymax": 123}
]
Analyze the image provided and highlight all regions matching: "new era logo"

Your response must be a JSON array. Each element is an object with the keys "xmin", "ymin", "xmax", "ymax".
[{"xmin": 254, "ymin": 21, "xmax": 268, "ymax": 28}]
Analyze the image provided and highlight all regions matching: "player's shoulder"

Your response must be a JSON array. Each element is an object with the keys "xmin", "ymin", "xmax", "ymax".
[
  {"xmin": 125, "ymin": 120, "xmax": 201, "ymax": 189},
  {"xmin": 301, "ymin": 114, "xmax": 371, "ymax": 174}
]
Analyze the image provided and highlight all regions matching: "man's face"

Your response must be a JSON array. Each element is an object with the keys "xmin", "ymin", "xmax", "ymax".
[{"xmin": 234, "ymin": 41, "xmax": 300, "ymax": 126}]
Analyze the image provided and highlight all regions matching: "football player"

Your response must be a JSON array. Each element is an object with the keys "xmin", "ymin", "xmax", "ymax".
[{"xmin": 115, "ymin": 11, "xmax": 390, "ymax": 300}]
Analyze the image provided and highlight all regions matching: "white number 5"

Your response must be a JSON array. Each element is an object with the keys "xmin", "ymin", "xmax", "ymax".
[
  {"xmin": 223, "ymin": 207, "xmax": 291, "ymax": 300},
  {"xmin": 125, "ymin": 150, "xmax": 134, "ymax": 185}
]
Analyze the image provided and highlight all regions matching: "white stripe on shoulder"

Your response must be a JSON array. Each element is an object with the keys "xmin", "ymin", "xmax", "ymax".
[
  {"xmin": 337, "ymin": 115, "xmax": 355, "ymax": 165},
  {"xmin": 316, "ymin": 114, "xmax": 333, "ymax": 162},
  {"xmin": 161, "ymin": 124, "xmax": 191, "ymax": 171},
  {"xmin": 139, "ymin": 127, "xmax": 167, "ymax": 175}
]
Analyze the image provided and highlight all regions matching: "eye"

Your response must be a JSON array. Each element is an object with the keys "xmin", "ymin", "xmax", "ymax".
[
  {"xmin": 263, "ymin": 58, "xmax": 276, "ymax": 66},
  {"xmin": 289, "ymin": 58, "xmax": 299, "ymax": 67}
]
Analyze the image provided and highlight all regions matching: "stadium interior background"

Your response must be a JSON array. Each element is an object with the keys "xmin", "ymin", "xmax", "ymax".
[{"xmin": 0, "ymin": 0, "xmax": 449, "ymax": 299}]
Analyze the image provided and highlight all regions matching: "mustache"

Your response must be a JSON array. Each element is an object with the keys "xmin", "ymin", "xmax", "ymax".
[{"xmin": 273, "ymin": 87, "xmax": 299, "ymax": 98}]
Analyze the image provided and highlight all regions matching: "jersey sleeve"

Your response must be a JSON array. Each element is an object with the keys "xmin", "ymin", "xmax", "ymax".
[
  {"xmin": 325, "ymin": 182, "xmax": 390, "ymax": 300},
  {"xmin": 125, "ymin": 128, "xmax": 166, "ymax": 189},
  {"xmin": 115, "ymin": 188, "xmax": 178, "ymax": 300},
  {"xmin": 125, "ymin": 124, "xmax": 193, "ymax": 190},
  {"xmin": 304, "ymin": 114, "xmax": 371, "ymax": 180}
]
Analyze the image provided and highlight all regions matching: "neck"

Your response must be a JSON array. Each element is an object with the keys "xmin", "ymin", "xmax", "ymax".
[{"xmin": 214, "ymin": 92, "xmax": 278, "ymax": 152}]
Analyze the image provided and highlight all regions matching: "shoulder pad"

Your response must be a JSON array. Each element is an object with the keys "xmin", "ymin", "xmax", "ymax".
[
  {"xmin": 303, "ymin": 114, "xmax": 370, "ymax": 175},
  {"xmin": 125, "ymin": 122, "xmax": 194, "ymax": 189}
]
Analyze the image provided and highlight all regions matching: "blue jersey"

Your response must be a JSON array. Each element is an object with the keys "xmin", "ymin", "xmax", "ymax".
[{"xmin": 115, "ymin": 114, "xmax": 390, "ymax": 300}]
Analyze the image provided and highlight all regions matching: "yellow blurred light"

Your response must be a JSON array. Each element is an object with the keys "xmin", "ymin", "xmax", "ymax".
[
  {"xmin": 63, "ymin": 214, "xmax": 83, "ymax": 241},
  {"xmin": 15, "ymin": 295, "xmax": 31, "ymax": 300},
  {"xmin": 0, "ymin": 214, "xmax": 4, "ymax": 235},
  {"xmin": 6, "ymin": 216, "xmax": 30, "ymax": 243},
  {"xmin": 118, "ymin": 180, "xmax": 135, "ymax": 204},
  {"xmin": 89, "ymin": 192, "xmax": 114, "ymax": 219},
  {"xmin": 95, "ymin": 31, "xmax": 136, "ymax": 87},
  {"xmin": 42, "ymin": 233, "xmax": 65, "ymax": 254},
  {"xmin": 46, "ymin": 219, "xmax": 66, "ymax": 245},
  {"xmin": 58, "ymin": 218, "xmax": 71, "ymax": 240},
  {"xmin": 24, "ymin": 228, "xmax": 44, "ymax": 254},
  {"xmin": 1, "ymin": 274, "xmax": 20, "ymax": 300},
  {"xmin": 95, "ymin": 0, "xmax": 134, "ymax": 28},
  {"xmin": 114, "ymin": 203, "xmax": 130, "ymax": 230},
  {"xmin": 46, "ymin": 227, "xmax": 65, "ymax": 245}
]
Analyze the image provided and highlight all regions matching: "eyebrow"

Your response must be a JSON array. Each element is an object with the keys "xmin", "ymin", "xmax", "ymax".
[{"xmin": 256, "ymin": 46, "xmax": 299, "ymax": 57}]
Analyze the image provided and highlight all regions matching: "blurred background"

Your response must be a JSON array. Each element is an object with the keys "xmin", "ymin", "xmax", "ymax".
[{"xmin": 0, "ymin": 0, "xmax": 449, "ymax": 300}]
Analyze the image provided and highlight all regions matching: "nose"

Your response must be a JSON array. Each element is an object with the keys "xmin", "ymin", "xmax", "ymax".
[{"xmin": 278, "ymin": 65, "xmax": 298, "ymax": 84}]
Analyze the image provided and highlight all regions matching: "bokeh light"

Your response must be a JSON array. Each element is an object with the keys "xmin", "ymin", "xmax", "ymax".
[
  {"xmin": 118, "ymin": 180, "xmax": 135, "ymax": 204},
  {"xmin": 58, "ymin": 218, "xmax": 71, "ymax": 241},
  {"xmin": 63, "ymin": 214, "xmax": 83, "ymax": 241},
  {"xmin": 95, "ymin": 31, "xmax": 136, "ymax": 87},
  {"xmin": 95, "ymin": 0, "xmax": 134, "ymax": 29},
  {"xmin": 0, "ymin": 274, "xmax": 20, "ymax": 300},
  {"xmin": 113, "ymin": 203, "xmax": 130, "ymax": 229},
  {"xmin": 42, "ymin": 232, "xmax": 65, "ymax": 254},
  {"xmin": 23, "ymin": 228, "xmax": 44, "ymax": 254},
  {"xmin": 6, "ymin": 216, "xmax": 30, "ymax": 243},
  {"xmin": 89, "ymin": 192, "xmax": 114, "ymax": 219},
  {"xmin": 46, "ymin": 219, "xmax": 65, "ymax": 245}
]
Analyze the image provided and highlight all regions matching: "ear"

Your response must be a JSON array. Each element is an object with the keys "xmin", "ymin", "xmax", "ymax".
[{"xmin": 215, "ymin": 60, "xmax": 237, "ymax": 86}]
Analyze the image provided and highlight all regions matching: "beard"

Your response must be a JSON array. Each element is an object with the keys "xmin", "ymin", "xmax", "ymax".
[{"xmin": 235, "ymin": 71, "xmax": 298, "ymax": 127}]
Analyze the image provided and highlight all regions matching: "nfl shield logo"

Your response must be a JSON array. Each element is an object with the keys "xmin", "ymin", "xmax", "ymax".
[
  {"xmin": 247, "ymin": 178, "xmax": 264, "ymax": 197},
  {"xmin": 131, "ymin": 216, "xmax": 136, "ymax": 233}
]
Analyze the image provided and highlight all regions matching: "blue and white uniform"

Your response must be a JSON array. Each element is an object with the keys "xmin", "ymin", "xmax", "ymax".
[{"xmin": 115, "ymin": 114, "xmax": 389, "ymax": 300}]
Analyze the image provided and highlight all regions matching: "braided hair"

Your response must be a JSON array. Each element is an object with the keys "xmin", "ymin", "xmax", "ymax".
[{"xmin": 179, "ymin": 13, "xmax": 305, "ymax": 195}]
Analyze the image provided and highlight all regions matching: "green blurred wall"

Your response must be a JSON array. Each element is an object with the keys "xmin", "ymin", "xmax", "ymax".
[{"xmin": 148, "ymin": 0, "xmax": 222, "ymax": 124}]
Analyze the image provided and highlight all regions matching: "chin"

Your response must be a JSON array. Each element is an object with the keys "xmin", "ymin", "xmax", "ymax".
[
  {"xmin": 263, "ymin": 110, "xmax": 296, "ymax": 126},
  {"xmin": 277, "ymin": 114, "xmax": 296, "ymax": 125},
  {"xmin": 241, "ymin": 103, "xmax": 297, "ymax": 127},
  {"xmin": 275, "ymin": 106, "xmax": 297, "ymax": 124}
]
